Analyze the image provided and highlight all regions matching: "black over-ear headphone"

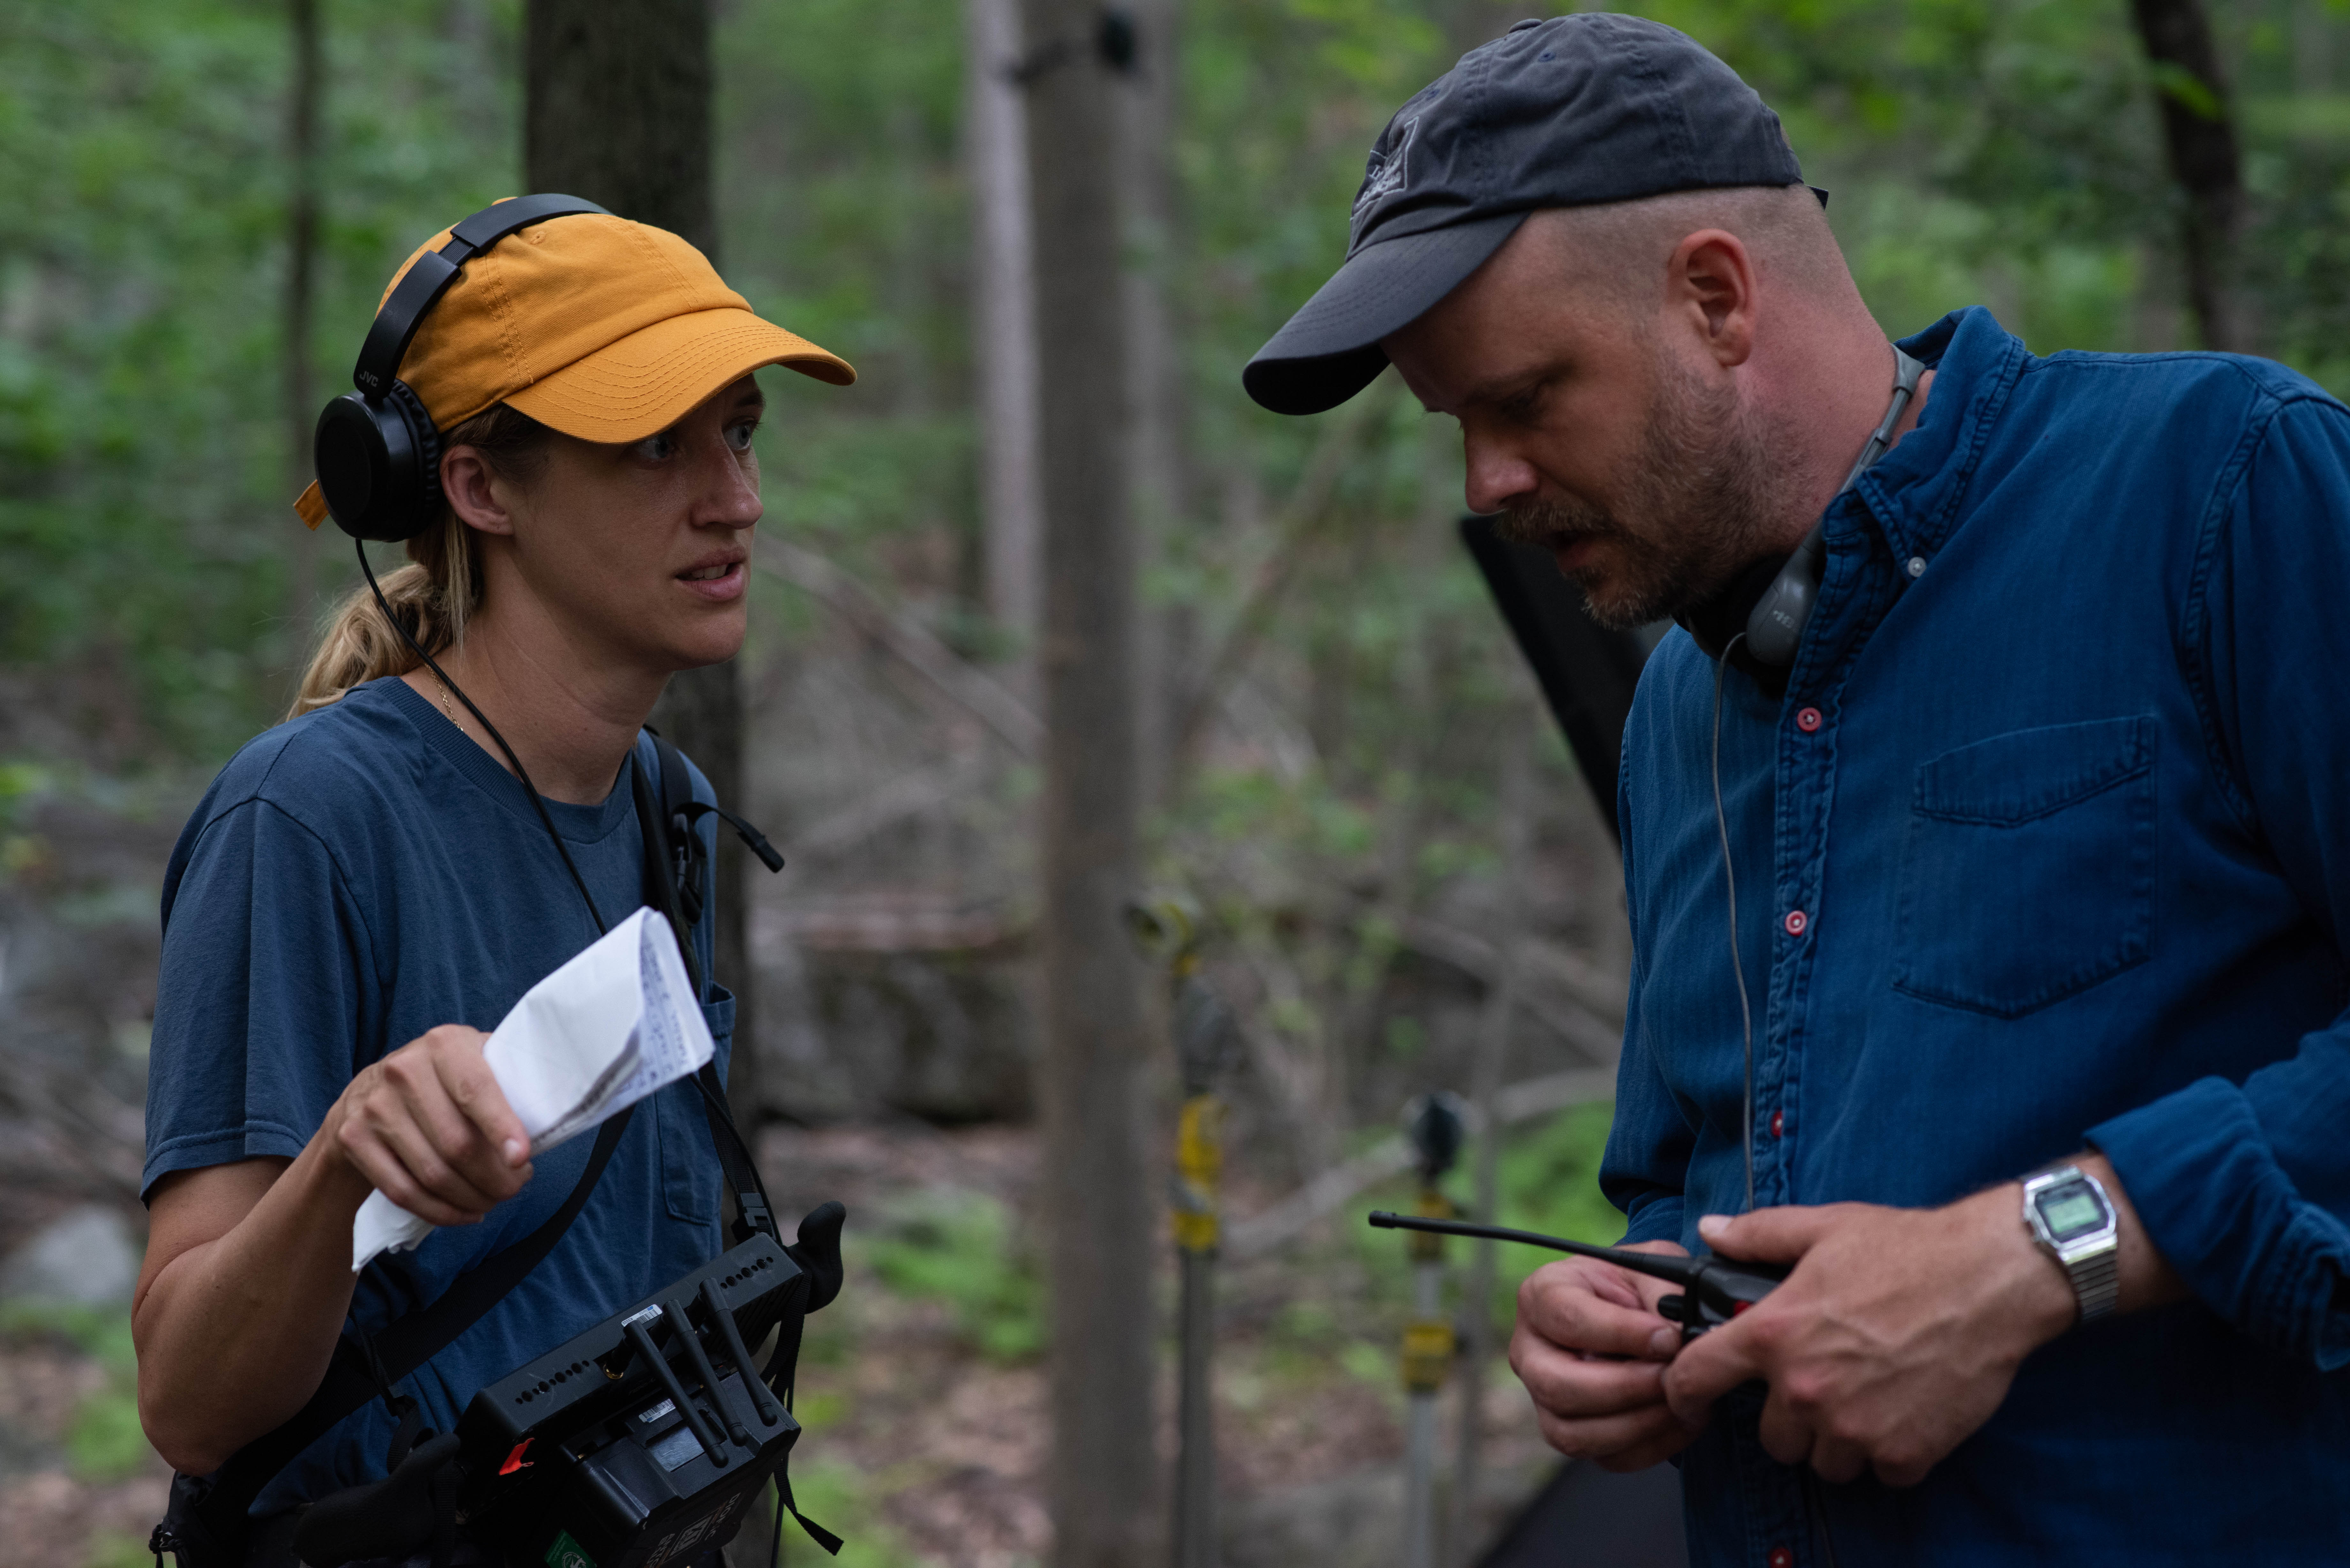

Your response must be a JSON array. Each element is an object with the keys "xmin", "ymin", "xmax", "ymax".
[{"xmin": 312, "ymin": 194, "xmax": 610, "ymax": 543}]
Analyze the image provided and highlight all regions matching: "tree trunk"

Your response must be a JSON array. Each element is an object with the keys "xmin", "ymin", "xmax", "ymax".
[
  {"xmin": 2127, "ymin": 0, "xmax": 2254, "ymax": 352},
  {"xmin": 524, "ymin": 0, "xmax": 760, "ymax": 1134},
  {"xmin": 284, "ymin": 0, "xmax": 322, "ymax": 665},
  {"xmin": 967, "ymin": 0, "xmax": 1044, "ymax": 662},
  {"xmin": 1018, "ymin": 3, "xmax": 1158, "ymax": 1564}
]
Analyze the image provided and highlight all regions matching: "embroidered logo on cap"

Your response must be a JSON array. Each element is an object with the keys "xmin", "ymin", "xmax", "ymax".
[{"xmin": 1350, "ymin": 116, "xmax": 1421, "ymax": 237}]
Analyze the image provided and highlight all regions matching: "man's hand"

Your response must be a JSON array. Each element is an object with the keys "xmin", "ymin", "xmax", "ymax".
[
  {"xmin": 1509, "ymin": 1240, "xmax": 1698, "ymax": 1471},
  {"xmin": 323, "ymin": 1024, "xmax": 532, "ymax": 1226},
  {"xmin": 1661, "ymin": 1190, "xmax": 2076, "ymax": 1487}
]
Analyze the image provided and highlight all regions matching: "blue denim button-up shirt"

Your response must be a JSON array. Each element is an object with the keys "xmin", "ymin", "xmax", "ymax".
[{"xmin": 1605, "ymin": 307, "xmax": 2350, "ymax": 1564}]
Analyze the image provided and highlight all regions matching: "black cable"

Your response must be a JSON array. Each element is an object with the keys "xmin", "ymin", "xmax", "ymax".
[
  {"xmin": 355, "ymin": 537, "xmax": 607, "ymax": 938},
  {"xmin": 1711, "ymin": 633, "xmax": 1759, "ymax": 1215}
]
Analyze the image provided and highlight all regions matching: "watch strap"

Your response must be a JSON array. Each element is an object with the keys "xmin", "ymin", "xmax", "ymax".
[{"xmin": 2067, "ymin": 1244, "xmax": 2121, "ymax": 1322}]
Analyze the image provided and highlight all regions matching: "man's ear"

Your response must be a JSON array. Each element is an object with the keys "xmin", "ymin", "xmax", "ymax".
[
  {"xmin": 1664, "ymin": 229, "xmax": 1758, "ymax": 370},
  {"xmin": 441, "ymin": 447, "xmax": 516, "ymax": 537}
]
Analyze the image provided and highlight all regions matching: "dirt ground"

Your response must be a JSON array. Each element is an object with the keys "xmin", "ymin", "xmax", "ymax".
[
  {"xmin": 0, "ymin": 1120, "xmax": 1562, "ymax": 1568},
  {"xmin": 761, "ymin": 1121, "xmax": 1559, "ymax": 1568}
]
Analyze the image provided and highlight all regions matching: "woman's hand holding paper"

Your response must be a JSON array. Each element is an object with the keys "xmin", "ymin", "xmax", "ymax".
[{"xmin": 326, "ymin": 1024, "xmax": 535, "ymax": 1229}]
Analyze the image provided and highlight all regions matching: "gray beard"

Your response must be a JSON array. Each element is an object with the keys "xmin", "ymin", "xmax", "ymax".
[{"xmin": 1494, "ymin": 355, "xmax": 1790, "ymax": 630}]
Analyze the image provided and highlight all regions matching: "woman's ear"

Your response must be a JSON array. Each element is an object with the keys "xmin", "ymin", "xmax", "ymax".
[{"xmin": 441, "ymin": 447, "xmax": 517, "ymax": 536}]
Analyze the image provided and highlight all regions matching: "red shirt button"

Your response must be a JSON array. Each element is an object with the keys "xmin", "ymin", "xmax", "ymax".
[
  {"xmin": 1770, "ymin": 1109, "xmax": 1785, "ymax": 1138},
  {"xmin": 1784, "ymin": 909, "xmax": 1808, "ymax": 937},
  {"xmin": 1769, "ymin": 1549, "xmax": 1795, "ymax": 1568},
  {"xmin": 1796, "ymin": 706, "xmax": 1823, "ymax": 733}
]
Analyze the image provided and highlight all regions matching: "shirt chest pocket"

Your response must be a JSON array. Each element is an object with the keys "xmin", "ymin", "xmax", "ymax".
[
  {"xmin": 1890, "ymin": 716, "xmax": 2156, "ymax": 1018},
  {"xmin": 652, "ymin": 985, "xmax": 735, "ymax": 1224}
]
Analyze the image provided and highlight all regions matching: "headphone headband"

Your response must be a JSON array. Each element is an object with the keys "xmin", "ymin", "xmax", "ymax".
[
  {"xmin": 350, "ymin": 194, "xmax": 610, "ymax": 404},
  {"xmin": 316, "ymin": 194, "xmax": 609, "ymax": 542}
]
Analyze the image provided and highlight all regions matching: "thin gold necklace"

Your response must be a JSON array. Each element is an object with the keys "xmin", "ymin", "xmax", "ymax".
[{"xmin": 431, "ymin": 673, "xmax": 463, "ymax": 734}]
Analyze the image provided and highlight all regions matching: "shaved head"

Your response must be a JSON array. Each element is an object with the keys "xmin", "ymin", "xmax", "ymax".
[{"xmin": 1530, "ymin": 184, "xmax": 1856, "ymax": 318}]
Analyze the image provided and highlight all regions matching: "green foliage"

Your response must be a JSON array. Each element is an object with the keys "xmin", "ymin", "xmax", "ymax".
[
  {"xmin": 776, "ymin": 1465, "xmax": 922, "ymax": 1568},
  {"xmin": 2, "ymin": 1304, "xmax": 157, "ymax": 1484},
  {"xmin": 0, "ymin": 1299, "xmax": 138, "ymax": 1369},
  {"xmin": 863, "ymin": 1188, "xmax": 1043, "ymax": 1363},
  {"xmin": 716, "ymin": 0, "xmax": 973, "ymax": 598},
  {"xmin": 81, "ymin": 1533, "xmax": 158, "ymax": 1568},
  {"xmin": 1497, "ymin": 1100, "xmax": 1628, "ymax": 1250},
  {"xmin": 0, "ymin": 0, "xmax": 519, "ymax": 757},
  {"xmin": 68, "ymin": 1387, "xmax": 152, "ymax": 1482}
]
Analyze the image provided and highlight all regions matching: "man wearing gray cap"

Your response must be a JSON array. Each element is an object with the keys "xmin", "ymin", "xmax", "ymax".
[{"xmin": 1248, "ymin": 13, "xmax": 2350, "ymax": 1564}]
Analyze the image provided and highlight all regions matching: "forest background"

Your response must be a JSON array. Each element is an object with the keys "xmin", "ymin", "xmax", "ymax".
[{"xmin": 1, "ymin": 1, "xmax": 2346, "ymax": 1566}]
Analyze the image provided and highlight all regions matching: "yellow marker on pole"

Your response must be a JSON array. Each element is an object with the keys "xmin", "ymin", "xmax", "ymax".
[
  {"xmin": 1399, "ymin": 1095, "xmax": 1465, "ymax": 1568},
  {"xmin": 1401, "ymin": 1185, "xmax": 1457, "ymax": 1393},
  {"xmin": 1173, "ymin": 1094, "xmax": 1224, "ymax": 1254},
  {"xmin": 1128, "ymin": 892, "xmax": 1236, "ymax": 1568}
]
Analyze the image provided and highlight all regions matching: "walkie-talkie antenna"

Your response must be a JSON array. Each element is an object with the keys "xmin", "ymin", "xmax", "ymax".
[
  {"xmin": 1368, "ymin": 1211, "xmax": 1700, "ymax": 1288},
  {"xmin": 1365, "ymin": 1211, "xmax": 1789, "ymax": 1337}
]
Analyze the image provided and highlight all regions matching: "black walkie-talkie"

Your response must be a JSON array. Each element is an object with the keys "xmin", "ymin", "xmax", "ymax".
[{"xmin": 1366, "ymin": 1211, "xmax": 1787, "ymax": 1339}]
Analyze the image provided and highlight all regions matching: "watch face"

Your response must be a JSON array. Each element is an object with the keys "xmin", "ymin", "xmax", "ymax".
[{"xmin": 2036, "ymin": 1180, "xmax": 2111, "ymax": 1242}]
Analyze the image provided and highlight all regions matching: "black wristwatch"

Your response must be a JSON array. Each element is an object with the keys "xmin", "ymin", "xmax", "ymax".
[{"xmin": 2021, "ymin": 1163, "xmax": 2121, "ymax": 1323}]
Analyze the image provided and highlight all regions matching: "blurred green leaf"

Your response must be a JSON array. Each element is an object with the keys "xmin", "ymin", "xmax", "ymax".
[
  {"xmin": 67, "ymin": 1388, "xmax": 153, "ymax": 1482},
  {"xmin": 864, "ymin": 1189, "xmax": 1043, "ymax": 1363}
]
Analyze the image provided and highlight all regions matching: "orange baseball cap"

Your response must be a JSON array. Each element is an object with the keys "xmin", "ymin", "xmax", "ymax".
[{"xmin": 295, "ymin": 202, "xmax": 854, "ymax": 528}]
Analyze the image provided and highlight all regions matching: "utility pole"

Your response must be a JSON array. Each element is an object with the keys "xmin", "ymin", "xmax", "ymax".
[
  {"xmin": 523, "ymin": 0, "xmax": 761, "ymax": 1136},
  {"xmin": 1019, "ymin": 4, "xmax": 1158, "ymax": 1565},
  {"xmin": 1400, "ymin": 1094, "xmax": 1464, "ymax": 1568},
  {"xmin": 1129, "ymin": 896, "xmax": 1239, "ymax": 1568}
]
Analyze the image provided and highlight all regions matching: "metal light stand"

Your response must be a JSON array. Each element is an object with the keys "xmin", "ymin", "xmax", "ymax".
[
  {"xmin": 1128, "ymin": 896, "xmax": 1240, "ymax": 1568},
  {"xmin": 1400, "ymin": 1093, "xmax": 1465, "ymax": 1568}
]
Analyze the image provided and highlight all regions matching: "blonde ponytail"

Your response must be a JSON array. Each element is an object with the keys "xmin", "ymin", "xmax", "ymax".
[{"xmin": 288, "ymin": 403, "xmax": 554, "ymax": 718}]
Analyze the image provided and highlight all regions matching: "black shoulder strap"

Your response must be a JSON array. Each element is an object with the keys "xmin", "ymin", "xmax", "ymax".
[
  {"xmin": 630, "ymin": 742, "xmax": 707, "ymax": 999},
  {"xmin": 193, "ymin": 1104, "xmax": 635, "ymax": 1544},
  {"xmin": 629, "ymin": 741, "xmax": 776, "ymax": 1244}
]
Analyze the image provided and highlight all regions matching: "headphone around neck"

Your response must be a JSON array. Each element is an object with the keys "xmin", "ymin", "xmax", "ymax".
[
  {"xmin": 1740, "ymin": 344, "xmax": 1929, "ymax": 667},
  {"xmin": 312, "ymin": 194, "xmax": 610, "ymax": 544}
]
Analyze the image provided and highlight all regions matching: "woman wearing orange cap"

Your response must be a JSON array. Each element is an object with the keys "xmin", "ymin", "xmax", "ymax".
[{"xmin": 131, "ymin": 200, "xmax": 853, "ymax": 1565}]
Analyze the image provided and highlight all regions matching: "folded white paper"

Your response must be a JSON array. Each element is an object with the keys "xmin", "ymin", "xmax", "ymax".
[{"xmin": 351, "ymin": 906, "xmax": 715, "ymax": 1271}]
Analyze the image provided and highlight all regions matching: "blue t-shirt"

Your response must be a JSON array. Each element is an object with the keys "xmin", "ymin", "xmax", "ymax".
[{"xmin": 144, "ymin": 676, "xmax": 736, "ymax": 1516}]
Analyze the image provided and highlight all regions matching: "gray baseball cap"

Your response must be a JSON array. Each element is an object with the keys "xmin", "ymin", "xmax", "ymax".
[{"xmin": 1242, "ymin": 14, "xmax": 1810, "ymax": 416}]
